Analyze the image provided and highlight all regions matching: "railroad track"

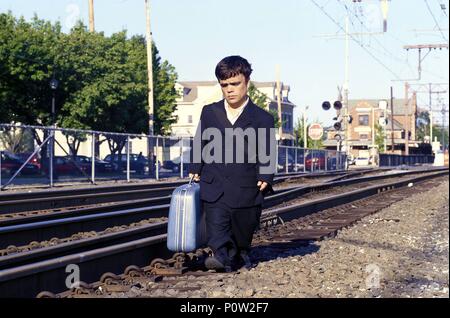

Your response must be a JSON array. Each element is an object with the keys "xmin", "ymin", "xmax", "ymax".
[
  {"xmin": 52, "ymin": 173, "xmax": 449, "ymax": 299},
  {"xmin": 0, "ymin": 167, "xmax": 433, "ymax": 250},
  {"xmin": 0, "ymin": 168, "xmax": 382, "ymax": 226},
  {"xmin": 0, "ymin": 168, "xmax": 381, "ymax": 215},
  {"xmin": 0, "ymin": 167, "xmax": 446, "ymax": 297}
]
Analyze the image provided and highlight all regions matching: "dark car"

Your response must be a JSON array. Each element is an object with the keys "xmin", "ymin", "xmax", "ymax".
[
  {"xmin": 64, "ymin": 155, "xmax": 114, "ymax": 173},
  {"xmin": 104, "ymin": 153, "xmax": 150, "ymax": 174},
  {"xmin": 162, "ymin": 160, "xmax": 180, "ymax": 173},
  {"xmin": 0, "ymin": 151, "xmax": 40, "ymax": 175}
]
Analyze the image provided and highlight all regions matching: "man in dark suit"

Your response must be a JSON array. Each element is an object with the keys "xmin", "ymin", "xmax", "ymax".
[{"xmin": 189, "ymin": 56, "xmax": 276, "ymax": 271}]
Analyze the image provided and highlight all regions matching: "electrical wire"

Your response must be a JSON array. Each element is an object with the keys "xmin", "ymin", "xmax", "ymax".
[
  {"xmin": 424, "ymin": 0, "xmax": 449, "ymax": 42},
  {"xmin": 311, "ymin": 0, "xmax": 403, "ymax": 80}
]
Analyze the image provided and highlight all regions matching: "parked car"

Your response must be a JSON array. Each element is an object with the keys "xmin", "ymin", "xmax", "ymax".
[
  {"xmin": 104, "ymin": 153, "xmax": 151, "ymax": 174},
  {"xmin": 347, "ymin": 156, "xmax": 356, "ymax": 166},
  {"xmin": 0, "ymin": 151, "xmax": 39, "ymax": 175},
  {"xmin": 277, "ymin": 153, "xmax": 302, "ymax": 172},
  {"xmin": 305, "ymin": 153, "xmax": 326, "ymax": 170},
  {"xmin": 354, "ymin": 157, "xmax": 370, "ymax": 166},
  {"xmin": 64, "ymin": 155, "xmax": 114, "ymax": 173},
  {"xmin": 43, "ymin": 156, "xmax": 89, "ymax": 176},
  {"xmin": 162, "ymin": 160, "xmax": 180, "ymax": 173},
  {"xmin": 16, "ymin": 152, "xmax": 42, "ymax": 169}
]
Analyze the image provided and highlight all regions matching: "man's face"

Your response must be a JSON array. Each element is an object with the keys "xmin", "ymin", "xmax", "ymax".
[{"xmin": 219, "ymin": 74, "xmax": 249, "ymax": 108}]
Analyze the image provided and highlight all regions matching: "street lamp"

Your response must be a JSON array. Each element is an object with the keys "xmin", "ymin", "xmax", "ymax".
[
  {"xmin": 49, "ymin": 77, "xmax": 59, "ymax": 126},
  {"xmin": 48, "ymin": 76, "xmax": 58, "ymax": 188}
]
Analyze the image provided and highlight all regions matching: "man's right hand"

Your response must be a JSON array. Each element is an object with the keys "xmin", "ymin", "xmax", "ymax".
[{"xmin": 189, "ymin": 173, "xmax": 200, "ymax": 182}]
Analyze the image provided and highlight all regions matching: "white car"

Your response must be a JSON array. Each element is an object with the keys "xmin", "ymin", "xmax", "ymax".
[{"xmin": 354, "ymin": 157, "xmax": 370, "ymax": 166}]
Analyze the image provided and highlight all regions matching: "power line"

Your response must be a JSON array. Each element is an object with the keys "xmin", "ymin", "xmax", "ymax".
[
  {"xmin": 424, "ymin": 0, "xmax": 449, "ymax": 42},
  {"xmin": 311, "ymin": 0, "xmax": 403, "ymax": 80}
]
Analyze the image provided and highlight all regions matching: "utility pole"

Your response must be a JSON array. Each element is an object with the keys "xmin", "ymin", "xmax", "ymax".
[
  {"xmin": 88, "ymin": 0, "xmax": 95, "ymax": 32},
  {"xmin": 276, "ymin": 65, "xmax": 282, "ymax": 144},
  {"xmin": 390, "ymin": 86, "xmax": 395, "ymax": 153},
  {"xmin": 407, "ymin": 83, "xmax": 448, "ymax": 147},
  {"xmin": 342, "ymin": 16, "xmax": 350, "ymax": 160},
  {"xmin": 145, "ymin": 0, "xmax": 154, "ymax": 137},
  {"xmin": 429, "ymin": 83, "xmax": 433, "ymax": 142},
  {"xmin": 404, "ymin": 82, "xmax": 410, "ymax": 155},
  {"xmin": 145, "ymin": 0, "xmax": 155, "ymax": 175},
  {"xmin": 303, "ymin": 106, "xmax": 308, "ymax": 149}
]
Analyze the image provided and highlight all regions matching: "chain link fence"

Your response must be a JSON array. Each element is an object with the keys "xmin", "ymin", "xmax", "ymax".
[{"xmin": 0, "ymin": 124, "xmax": 348, "ymax": 190}]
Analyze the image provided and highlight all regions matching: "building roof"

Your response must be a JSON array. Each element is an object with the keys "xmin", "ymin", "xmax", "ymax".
[
  {"xmin": 348, "ymin": 98, "xmax": 415, "ymax": 115},
  {"xmin": 177, "ymin": 81, "xmax": 295, "ymax": 105}
]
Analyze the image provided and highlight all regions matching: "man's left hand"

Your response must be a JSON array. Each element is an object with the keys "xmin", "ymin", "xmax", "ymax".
[{"xmin": 257, "ymin": 181, "xmax": 268, "ymax": 192}]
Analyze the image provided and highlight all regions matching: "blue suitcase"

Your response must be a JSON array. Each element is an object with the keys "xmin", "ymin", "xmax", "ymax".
[{"xmin": 167, "ymin": 179, "xmax": 207, "ymax": 252}]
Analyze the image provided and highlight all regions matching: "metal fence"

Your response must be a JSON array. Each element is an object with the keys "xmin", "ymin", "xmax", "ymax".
[
  {"xmin": 276, "ymin": 145, "xmax": 347, "ymax": 173},
  {"xmin": 379, "ymin": 153, "xmax": 435, "ymax": 167},
  {"xmin": 0, "ymin": 123, "xmax": 347, "ymax": 190}
]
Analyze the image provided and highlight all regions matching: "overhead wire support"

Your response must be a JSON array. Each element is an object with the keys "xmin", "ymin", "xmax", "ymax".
[
  {"xmin": 393, "ymin": 44, "xmax": 450, "ymax": 81},
  {"xmin": 310, "ymin": 0, "xmax": 403, "ymax": 80}
]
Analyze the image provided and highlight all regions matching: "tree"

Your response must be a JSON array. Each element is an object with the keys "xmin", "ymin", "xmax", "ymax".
[
  {"xmin": 0, "ymin": 127, "xmax": 34, "ymax": 153},
  {"xmin": 152, "ymin": 44, "xmax": 179, "ymax": 136},
  {"xmin": 294, "ymin": 117, "xmax": 324, "ymax": 149},
  {"xmin": 248, "ymin": 82, "xmax": 280, "ymax": 128},
  {"xmin": 375, "ymin": 123, "xmax": 386, "ymax": 152},
  {"xmin": 1, "ymin": 13, "xmax": 180, "ymax": 158},
  {"xmin": 0, "ymin": 13, "xmax": 62, "ymax": 127}
]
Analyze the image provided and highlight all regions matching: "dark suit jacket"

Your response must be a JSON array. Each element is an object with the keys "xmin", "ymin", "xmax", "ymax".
[{"xmin": 189, "ymin": 99, "xmax": 276, "ymax": 208}]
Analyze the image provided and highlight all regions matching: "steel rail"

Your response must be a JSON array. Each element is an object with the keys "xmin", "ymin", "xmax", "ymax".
[{"xmin": 0, "ymin": 168, "xmax": 446, "ymax": 298}]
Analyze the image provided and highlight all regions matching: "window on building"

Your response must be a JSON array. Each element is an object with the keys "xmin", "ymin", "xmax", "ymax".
[
  {"xmin": 282, "ymin": 114, "xmax": 292, "ymax": 131},
  {"xmin": 359, "ymin": 134, "xmax": 369, "ymax": 140},
  {"xmin": 359, "ymin": 115, "xmax": 369, "ymax": 126},
  {"xmin": 187, "ymin": 115, "xmax": 192, "ymax": 124}
]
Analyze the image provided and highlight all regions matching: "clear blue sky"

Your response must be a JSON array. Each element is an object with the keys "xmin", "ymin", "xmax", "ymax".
[{"xmin": 1, "ymin": 0, "xmax": 449, "ymax": 126}]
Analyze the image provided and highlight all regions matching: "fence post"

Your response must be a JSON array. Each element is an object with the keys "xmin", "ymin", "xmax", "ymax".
[
  {"xmin": 49, "ymin": 129, "xmax": 54, "ymax": 188},
  {"xmin": 0, "ymin": 150, "xmax": 2, "ymax": 189},
  {"xmin": 275, "ymin": 143, "xmax": 279, "ymax": 174},
  {"xmin": 126, "ymin": 136, "xmax": 130, "ymax": 182},
  {"xmin": 180, "ymin": 137, "xmax": 184, "ymax": 179},
  {"xmin": 295, "ymin": 148, "xmax": 297, "ymax": 172},
  {"xmin": 91, "ymin": 132, "xmax": 95, "ymax": 184},
  {"xmin": 285, "ymin": 147, "xmax": 288, "ymax": 173},
  {"xmin": 156, "ymin": 137, "xmax": 159, "ymax": 180}
]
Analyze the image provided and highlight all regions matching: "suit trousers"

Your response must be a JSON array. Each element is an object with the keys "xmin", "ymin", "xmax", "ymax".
[{"xmin": 203, "ymin": 193, "xmax": 262, "ymax": 253}]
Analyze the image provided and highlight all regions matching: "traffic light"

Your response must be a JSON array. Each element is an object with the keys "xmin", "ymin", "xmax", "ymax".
[
  {"xmin": 334, "ymin": 120, "xmax": 342, "ymax": 131},
  {"xmin": 322, "ymin": 101, "xmax": 331, "ymax": 111},
  {"xmin": 333, "ymin": 101, "xmax": 342, "ymax": 110}
]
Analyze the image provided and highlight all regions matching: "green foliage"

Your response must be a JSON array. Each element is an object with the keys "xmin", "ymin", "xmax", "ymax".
[
  {"xmin": 248, "ymin": 82, "xmax": 280, "ymax": 128},
  {"xmin": 416, "ymin": 110, "xmax": 448, "ymax": 145},
  {"xmin": 375, "ymin": 123, "xmax": 385, "ymax": 152},
  {"xmin": 0, "ymin": 12, "xmax": 179, "ymax": 156},
  {"xmin": 294, "ymin": 116, "xmax": 323, "ymax": 149},
  {"xmin": 152, "ymin": 45, "xmax": 179, "ymax": 136}
]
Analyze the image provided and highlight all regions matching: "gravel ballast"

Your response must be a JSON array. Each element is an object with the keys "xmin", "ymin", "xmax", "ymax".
[{"xmin": 113, "ymin": 177, "xmax": 449, "ymax": 298}]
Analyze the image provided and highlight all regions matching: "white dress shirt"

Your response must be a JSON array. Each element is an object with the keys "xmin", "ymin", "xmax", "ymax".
[{"xmin": 224, "ymin": 97, "xmax": 249, "ymax": 125}]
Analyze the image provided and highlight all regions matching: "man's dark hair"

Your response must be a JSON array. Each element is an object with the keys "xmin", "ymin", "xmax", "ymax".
[{"xmin": 215, "ymin": 56, "xmax": 253, "ymax": 82}]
